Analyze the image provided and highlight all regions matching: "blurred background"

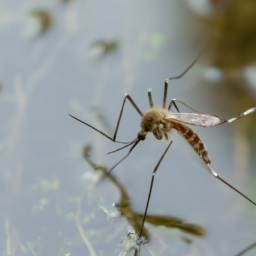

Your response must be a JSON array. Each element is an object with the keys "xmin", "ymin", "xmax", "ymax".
[{"xmin": 1, "ymin": 0, "xmax": 256, "ymax": 255}]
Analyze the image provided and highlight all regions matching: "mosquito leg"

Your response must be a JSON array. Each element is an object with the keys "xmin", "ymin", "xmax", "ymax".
[
  {"xmin": 69, "ymin": 94, "xmax": 143, "ymax": 143},
  {"xmin": 227, "ymin": 107, "xmax": 256, "ymax": 123},
  {"xmin": 206, "ymin": 164, "xmax": 256, "ymax": 207},
  {"xmin": 234, "ymin": 241, "xmax": 256, "ymax": 256},
  {"xmin": 163, "ymin": 80, "xmax": 168, "ymax": 109},
  {"xmin": 168, "ymin": 44, "xmax": 206, "ymax": 81},
  {"xmin": 107, "ymin": 140, "xmax": 140, "ymax": 173},
  {"xmin": 165, "ymin": 45, "xmax": 206, "ymax": 110},
  {"xmin": 167, "ymin": 99, "xmax": 205, "ymax": 113},
  {"xmin": 148, "ymin": 89, "xmax": 154, "ymax": 108},
  {"xmin": 139, "ymin": 141, "xmax": 173, "ymax": 238},
  {"xmin": 107, "ymin": 138, "xmax": 138, "ymax": 155},
  {"xmin": 112, "ymin": 93, "xmax": 143, "ymax": 142},
  {"xmin": 168, "ymin": 99, "xmax": 180, "ymax": 112}
]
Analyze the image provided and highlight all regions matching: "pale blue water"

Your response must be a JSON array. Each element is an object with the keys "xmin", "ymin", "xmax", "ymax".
[{"xmin": 0, "ymin": 0, "xmax": 256, "ymax": 255}]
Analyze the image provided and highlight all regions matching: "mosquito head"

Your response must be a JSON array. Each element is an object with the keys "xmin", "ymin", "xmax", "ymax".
[{"xmin": 140, "ymin": 108, "xmax": 166, "ymax": 140}]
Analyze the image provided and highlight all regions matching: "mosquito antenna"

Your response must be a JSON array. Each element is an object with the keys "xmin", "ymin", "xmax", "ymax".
[
  {"xmin": 206, "ymin": 164, "xmax": 256, "ymax": 207},
  {"xmin": 69, "ymin": 114, "xmax": 129, "ymax": 144},
  {"xmin": 107, "ymin": 138, "xmax": 139, "ymax": 155},
  {"xmin": 107, "ymin": 140, "xmax": 140, "ymax": 173}
]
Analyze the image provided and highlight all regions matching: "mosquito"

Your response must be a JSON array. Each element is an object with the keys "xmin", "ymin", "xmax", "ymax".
[{"xmin": 69, "ymin": 53, "xmax": 256, "ymax": 239}]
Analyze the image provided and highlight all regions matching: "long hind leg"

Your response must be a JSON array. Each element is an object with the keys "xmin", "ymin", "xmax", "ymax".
[
  {"xmin": 206, "ymin": 164, "xmax": 256, "ymax": 207},
  {"xmin": 227, "ymin": 107, "xmax": 256, "ymax": 123}
]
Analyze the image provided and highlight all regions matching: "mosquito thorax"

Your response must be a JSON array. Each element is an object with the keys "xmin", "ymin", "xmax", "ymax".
[{"xmin": 140, "ymin": 108, "xmax": 164, "ymax": 132}]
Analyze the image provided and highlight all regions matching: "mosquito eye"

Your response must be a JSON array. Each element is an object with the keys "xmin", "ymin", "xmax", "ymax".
[{"xmin": 153, "ymin": 128, "xmax": 162, "ymax": 140}]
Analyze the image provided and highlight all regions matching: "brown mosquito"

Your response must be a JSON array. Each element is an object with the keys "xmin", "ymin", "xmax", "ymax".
[{"xmin": 69, "ymin": 54, "xmax": 256, "ymax": 239}]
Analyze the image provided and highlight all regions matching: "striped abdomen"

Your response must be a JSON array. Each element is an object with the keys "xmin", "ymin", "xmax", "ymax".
[{"xmin": 172, "ymin": 122, "xmax": 211, "ymax": 164}]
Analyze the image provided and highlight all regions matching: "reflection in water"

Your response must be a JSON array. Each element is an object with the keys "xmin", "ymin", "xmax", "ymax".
[
  {"xmin": 61, "ymin": 0, "xmax": 74, "ymax": 3},
  {"xmin": 82, "ymin": 146, "xmax": 205, "ymax": 255},
  {"xmin": 29, "ymin": 9, "xmax": 52, "ymax": 36},
  {"xmin": 2, "ymin": 1, "xmax": 255, "ymax": 255},
  {"xmin": 75, "ymin": 198, "xmax": 97, "ymax": 256},
  {"xmin": 5, "ymin": 219, "xmax": 21, "ymax": 255},
  {"xmin": 90, "ymin": 40, "xmax": 119, "ymax": 61}
]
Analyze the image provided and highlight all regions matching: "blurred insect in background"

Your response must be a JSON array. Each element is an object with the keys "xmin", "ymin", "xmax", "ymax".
[
  {"xmin": 29, "ymin": 9, "xmax": 52, "ymax": 36},
  {"xmin": 70, "ymin": 52, "xmax": 256, "ymax": 238}
]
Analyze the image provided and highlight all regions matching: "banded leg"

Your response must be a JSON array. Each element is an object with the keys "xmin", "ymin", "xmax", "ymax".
[
  {"xmin": 139, "ymin": 141, "xmax": 173, "ymax": 238},
  {"xmin": 168, "ymin": 99, "xmax": 205, "ymax": 113},
  {"xmin": 69, "ymin": 94, "xmax": 143, "ymax": 144},
  {"xmin": 227, "ymin": 107, "xmax": 256, "ymax": 123}
]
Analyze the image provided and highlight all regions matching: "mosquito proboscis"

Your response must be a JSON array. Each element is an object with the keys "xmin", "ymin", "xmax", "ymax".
[{"xmin": 69, "ymin": 51, "xmax": 256, "ymax": 238}]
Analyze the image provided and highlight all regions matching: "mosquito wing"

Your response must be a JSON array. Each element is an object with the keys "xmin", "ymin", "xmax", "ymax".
[{"xmin": 166, "ymin": 112, "xmax": 226, "ymax": 127}]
